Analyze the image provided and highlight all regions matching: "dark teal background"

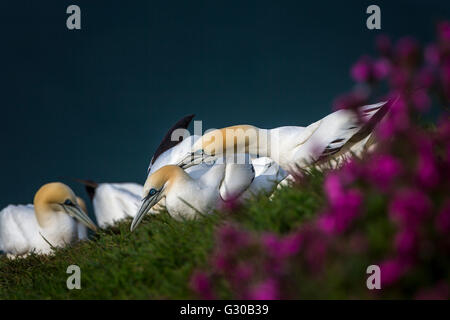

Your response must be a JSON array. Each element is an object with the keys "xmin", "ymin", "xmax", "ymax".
[{"xmin": 0, "ymin": 1, "xmax": 449, "ymax": 208}]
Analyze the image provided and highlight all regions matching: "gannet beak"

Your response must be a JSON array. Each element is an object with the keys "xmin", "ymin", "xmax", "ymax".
[
  {"xmin": 177, "ymin": 151, "xmax": 215, "ymax": 169},
  {"xmin": 130, "ymin": 193, "xmax": 159, "ymax": 232},
  {"xmin": 63, "ymin": 204, "xmax": 98, "ymax": 232}
]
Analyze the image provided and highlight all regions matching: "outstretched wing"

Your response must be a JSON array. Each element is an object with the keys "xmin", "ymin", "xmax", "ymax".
[{"xmin": 293, "ymin": 101, "xmax": 389, "ymax": 168}]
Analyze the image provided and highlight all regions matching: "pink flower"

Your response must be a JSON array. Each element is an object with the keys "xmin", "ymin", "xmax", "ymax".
[
  {"xmin": 334, "ymin": 189, "xmax": 363, "ymax": 229},
  {"xmin": 324, "ymin": 173, "xmax": 344, "ymax": 204},
  {"xmin": 212, "ymin": 252, "xmax": 231, "ymax": 272},
  {"xmin": 304, "ymin": 233, "xmax": 328, "ymax": 270},
  {"xmin": 367, "ymin": 154, "xmax": 402, "ymax": 190},
  {"xmin": 379, "ymin": 258, "xmax": 406, "ymax": 286},
  {"xmin": 263, "ymin": 233, "xmax": 302, "ymax": 259},
  {"xmin": 280, "ymin": 233, "xmax": 302, "ymax": 256},
  {"xmin": 217, "ymin": 225, "xmax": 249, "ymax": 251},
  {"xmin": 389, "ymin": 67, "xmax": 410, "ymax": 89},
  {"xmin": 441, "ymin": 62, "xmax": 450, "ymax": 101},
  {"xmin": 437, "ymin": 117, "xmax": 450, "ymax": 141},
  {"xmin": 415, "ymin": 137, "xmax": 439, "ymax": 188},
  {"xmin": 263, "ymin": 234, "xmax": 282, "ymax": 256},
  {"xmin": 320, "ymin": 188, "xmax": 363, "ymax": 234},
  {"xmin": 373, "ymin": 59, "xmax": 391, "ymax": 79},
  {"xmin": 377, "ymin": 94, "xmax": 410, "ymax": 139},
  {"xmin": 350, "ymin": 57, "xmax": 390, "ymax": 83},
  {"xmin": 318, "ymin": 214, "xmax": 336, "ymax": 234},
  {"xmin": 248, "ymin": 279, "xmax": 279, "ymax": 300},
  {"xmin": 415, "ymin": 67, "xmax": 435, "ymax": 89},
  {"xmin": 377, "ymin": 117, "xmax": 397, "ymax": 140},
  {"xmin": 340, "ymin": 160, "xmax": 363, "ymax": 184},
  {"xmin": 351, "ymin": 56, "xmax": 373, "ymax": 82},
  {"xmin": 438, "ymin": 21, "xmax": 450, "ymax": 43},
  {"xmin": 190, "ymin": 271, "xmax": 215, "ymax": 299},
  {"xmin": 394, "ymin": 228, "xmax": 417, "ymax": 256},
  {"xmin": 416, "ymin": 152, "xmax": 439, "ymax": 188},
  {"xmin": 389, "ymin": 189, "xmax": 432, "ymax": 228},
  {"xmin": 233, "ymin": 263, "xmax": 253, "ymax": 284},
  {"xmin": 395, "ymin": 37, "xmax": 420, "ymax": 66},
  {"xmin": 424, "ymin": 44, "xmax": 440, "ymax": 66},
  {"xmin": 411, "ymin": 90, "xmax": 431, "ymax": 111}
]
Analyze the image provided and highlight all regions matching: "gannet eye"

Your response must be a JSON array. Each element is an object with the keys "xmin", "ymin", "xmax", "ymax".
[
  {"xmin": 64, "ymin": 199, "xmax": 74, "ymax": 206},
  {"xmin": 149, "ymin": 188, "xmax": 157, "ymax": 196}
]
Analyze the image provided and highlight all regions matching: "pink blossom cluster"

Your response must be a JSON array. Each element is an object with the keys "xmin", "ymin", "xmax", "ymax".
[
  {"xmin": 191, "ymin": 22, "xmax": 450, "ymax": 300},
  {"xmin": 334, "ymin": 22, "xmax": 450, "ymax": 114}
]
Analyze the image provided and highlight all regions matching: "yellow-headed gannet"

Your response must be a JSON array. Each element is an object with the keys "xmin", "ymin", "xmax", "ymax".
[
  {"xmin": 0, "ymin": 182, "xmax": 97, "ymax": 258},
  {"xmin": 131, "ymin": 154, "xmax": 276, "ymax": 231},
  {"xmin": 147, "ymin": 115, "xmax": 288, "ymax": 189},
  {"xmin": 177, "ymin": 101, "xmax": 389, "ymax": 173}
]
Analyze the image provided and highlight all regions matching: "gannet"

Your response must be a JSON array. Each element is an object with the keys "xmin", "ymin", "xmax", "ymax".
[
  {"xmin": 147, "ymin": 115, "xmax": 287, "ymax": 184},
  {"xmin": 75, "ymin": 179, "xmax": 145, "ymax": 229},
  {"xmin": 131, "ymin": 154, "xmax": 277, "ymax": 231},
  {"xmin": 0, "ymin": 182, "xmax": 97, "ymax": 258},
  {"xmin": 177, "ymin": 101, "xmax": 389, "ymax": 173}
]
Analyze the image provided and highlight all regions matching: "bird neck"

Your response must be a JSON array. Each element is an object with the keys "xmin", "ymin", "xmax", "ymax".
[
  {"xmin": 34, "ymin": 202, "xmax": 58, "ymax": 229},
  {"xmin": 221, "ymin": 126, "xmax": 272, "ymax": 158},
  {"xmin": 165, "ymin": 166, "xmax": 194, "ymax": 191}
]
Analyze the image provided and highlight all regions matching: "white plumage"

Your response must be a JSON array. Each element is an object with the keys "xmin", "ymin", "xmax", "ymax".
[
  {"xmin": 148, "ymin": 134, "xmax": 287, "ymax": 194},
  {"xmin": 91, "ymin": 183, "xmax": 143, "ymax": 228},
  {"xmin": 131, "ymin": 102, "xmax": 387, "ymax": 231},
  {"xmin": 76, "ymin": 180, "xmax": 144, "ymax": 229},
  {"xmin": 0, "ymin": 183, "xmax": 97, "ymax": 258},
  {"xmin": 179, "ymin": 102, "xmax": 388, "ymax": 173},
  {"xmin": 132, "ymin": 155, "xmax": 271, "ymax": 231}
]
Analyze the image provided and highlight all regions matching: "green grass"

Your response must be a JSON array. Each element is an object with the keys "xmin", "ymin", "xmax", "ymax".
[{"xmin": 0, "ymin": 172, "xmax": 324, "ymax": 299}]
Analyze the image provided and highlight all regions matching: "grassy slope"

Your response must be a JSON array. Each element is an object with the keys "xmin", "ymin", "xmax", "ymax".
[{"xmin": 0, "ymin": 172, "xmax": 324, "ymax": 299}]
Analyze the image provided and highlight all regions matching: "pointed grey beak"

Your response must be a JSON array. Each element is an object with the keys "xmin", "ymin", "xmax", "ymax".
[
  {"xmin": 130, "ymin": 193, "xmax": 160, "ymax": 232},
  {"xmin": 63, "ymin": 204, "xmax": 98, "ymax": 232},
  {"xmin": 177, "ymin": 151, "xmax": 216, "ymax": 169}
]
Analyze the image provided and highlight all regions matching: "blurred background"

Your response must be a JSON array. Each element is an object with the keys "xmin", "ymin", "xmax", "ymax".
[{"xmin": 0, "ymin": 0, "xmax": 449, "ymax": 209}]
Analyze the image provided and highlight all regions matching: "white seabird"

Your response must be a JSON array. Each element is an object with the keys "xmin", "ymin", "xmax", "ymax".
[
  {"xmin": 177, "ymin": 101, "xmax": 389, "ymax": 173},
  {"xmin": 131, "ymin": 154, "xmax": 264, "ymax": 231},
  {"xmin": 75, "ymin": 179, "xmax": 144, "ymax": 229},
  {"xmin": 147, "ymin": 115, "xmax": 287, "ymax": 188},
  {"xmin": 0, "ymin": 182, "xmax": 97, "ymax": 258}
]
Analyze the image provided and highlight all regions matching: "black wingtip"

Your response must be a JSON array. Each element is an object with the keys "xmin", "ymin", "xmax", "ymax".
[{"xmin": 150, "ymin": 114, "xmax": 196, "ymax": 166}]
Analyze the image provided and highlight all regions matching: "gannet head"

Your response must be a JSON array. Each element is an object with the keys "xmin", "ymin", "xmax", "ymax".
[
  {"xmin": 177, "ymin": 125, "xmax": 258, "ymax": 169},
  {"xmin": 131, "ymin": 165, "xmax": 183, "ymax": 232},
  {"xmin": 34, "ymin": 182, "xmax": 97, "ymax": 232}
]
